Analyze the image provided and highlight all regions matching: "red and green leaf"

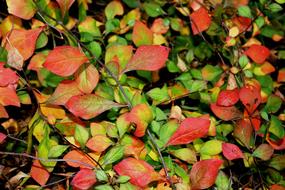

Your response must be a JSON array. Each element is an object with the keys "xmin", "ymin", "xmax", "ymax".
[
  {"xmin": 132, "ymin": 20, "xmax": 153, "ymax": 47},
  {"xmin": 167, "ymin": 115, "xmax": 210, "ymax": 146},
  {"xmin": 6, "ymin": 0, "xmax": 36, "ymax": 20}
]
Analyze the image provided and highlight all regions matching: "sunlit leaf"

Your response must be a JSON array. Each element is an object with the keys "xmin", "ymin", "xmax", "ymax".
[
  {"xmin": 75, "ymin": 125, "xmax": 89, "ymax": 148},
  {"xmin": 123, "ymin": 45, "xmax": 170, "ymax": 73},
  {"xmin": 200, "ymin": 139, "xmax": 223, "ymax": 156},
  {"xmin": 65, "ymin": 94, "xmax": 123, "ymax": 119},
  {"xmin": 43, "ymin": 46, "xmax": 88, "ymax": 77},
  {"xmin": 190, "ymin": 159, "xmax": 223, "ymax": 189},
  {"xmin": 105, "ymin": 1, "xmax": 124, "ymax": 20},
  {"xmin": 169, "ymin": 148, "xmax": 197, "ymax": 164},
  {"xmin": 6, "ymin": 0, "xmax": 36, "ymax": 20},
  {"xmin": 3, "ymin": 27, "xmax": 43, "ymax": 61},
  {"xmin": 114, "ymin": 157, "xmax": 160, "ymax": 188},
  {"xmin": 167, "ymin": 115, "xmax": 210, "ymax": 146}
]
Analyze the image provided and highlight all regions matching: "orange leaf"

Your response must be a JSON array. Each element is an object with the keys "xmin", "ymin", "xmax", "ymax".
[
  {"xmin": 0, "ymin": 105, "xmax": 8, "ymax": 118},
  {"xmin": 0, "ymin": 86, "xmax": 20, "ymax": 107},
  {"xmin": 127, "ymin": 104, "xmax": 153, "ymax": 137},
  {"xmin": 190, "ymin": 7, "xmax": 211, "ymax": 35},
  {"xmin": 43, "ymin": 46, "xmax": 88, "ymax": 77},
  {"xmin": 222, "ymin": 143, "xmax": 244, "ymax": 160},
  {"xmin": 167, "ymin": 115, "xmax": 210, "ymax": 146},
  {"xmin": 71, "ymin": 168, "xmax": 96, "ymax": 190},
  {"xmin": 277, "ymin": 68, "xmax": 285, "ymax": 83},
  {"xmin": 65, "ymin": 94, "xmax": 123, "ymax": 119},
  {"xmin": 30, "ymin": 160, "xmax": 50, "ymax": 186},
  {"xmin": 245, "ymin": 45, "xmax": 270, "ymax": 64},
  {"xmin": 0, "ymin": 63, "xmax": 19, "ymax": 87},
  {"xmin": 114, "ymin": 157, "xmax": 160, "ymax": 188},
  {"xmin": 132, "ymin": 20, "xmax": 153, "ymax": 47},
  {"xmin": 216, "ymin": 88, "xmax": 239, "ymax": 107},
  {"xmin": 123, "ymin": 45, "xmax": 170, "ymax": 73},
  {"xmin": 48, "ymin": 80, "xmax": 83, "ymax": 105},
  {"xmin": 3, "ymin": 27, "xmax": 43, "ymax": 61},
  {"xmin": 270, "ymin": 184, "xmax": 285, "ymax": 190},
  {"xmin": 6, "ymin": 0, "xmax": 36, "ymax": 20},
  {"xmin": 151, "ymin": 18, "xmax": 169, "ymax": 34},
  {"xmin": 28, "ymin": 52, "xmax": 47, "ymax": 71},
  {"xmin": 190, "ymin": 159, "xmax": 223, "ymax": 189},
  {"xmin": 86, "ymin": 135, "xmax": 113, "ymax": 153},
  {"xmin": 63, "ymin": 150, "xmax": 97, "ymax": 168},
  {"xmin": 210, "ymin": 104, "xmax": 242, "ymax": 121},
  {"xmin": 75, "ymin": 63, "xmax": 99, "ymax": 94},
  {"xmin": 56, "ymin": 0, "xmax": 75, "ymax": 16},
  {"xmin": 239, "ymin": 85, "xmax": 261, "ymax": 114}
]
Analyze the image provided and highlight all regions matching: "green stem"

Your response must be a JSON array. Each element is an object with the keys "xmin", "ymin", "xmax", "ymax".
[{"xmin": 26, "ymin": 118, "xmax": 40, "ymax": 154}]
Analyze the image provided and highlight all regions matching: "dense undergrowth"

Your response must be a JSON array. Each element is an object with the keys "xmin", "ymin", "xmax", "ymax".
[{"xmin": 0, "ymin": 0, "xmax": 285, "ymax": 189}]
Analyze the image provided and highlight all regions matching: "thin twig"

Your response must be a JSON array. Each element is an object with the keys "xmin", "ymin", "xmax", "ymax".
[{"xmin": 0, "ymin": 151, "xmax": 96, "ymax": 169}]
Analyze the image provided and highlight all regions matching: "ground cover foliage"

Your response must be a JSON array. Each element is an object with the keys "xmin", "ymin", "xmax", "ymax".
[{"xmin": 0, "ymin": 0, "xmax": 285, "ymax": 189}]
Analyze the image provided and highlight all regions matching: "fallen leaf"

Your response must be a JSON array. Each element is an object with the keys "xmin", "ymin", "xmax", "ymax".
[
  {"xmin": 190, "ymin": 159, "xmax": 223, "ymax": 189},
  {"xmin": 114, "ymin": 157, "xmax": 160, "ymax": 188},
  {"xmin": 167, "ymin": 115, "xmax": 210, "ymax": 146},
  {"xmin": 222, "ymin": 143, "xmax": 244, "ymax": 160},
  {"xmin": 43, "ymin": 46, "xmax": 88, "ymax": 77}
]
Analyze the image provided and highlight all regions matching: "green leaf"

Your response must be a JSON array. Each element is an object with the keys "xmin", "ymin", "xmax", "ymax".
[
  {"xmin": 48, "ymin": 145, "xmax": 68, "ymax": 158},
  {"xmin": 175, "ymin": 164, "xmax": 189, "ymax": 183},
  {"xmin": 105, "ymin": 1, "xmax": 124, "ymax": 20},
  {"xmin": 159, "ymin": 119, "xmax": 179, "ymax": 147},
  {"xmin": 169, "ymin": 148, "xmax": 197, "ymax": 164},
  {"xmin": 269, "ymin": 155, "xmax": 285, "ymax": 171},
  {"xmin": 116, "ymin": 175, "xmax": 131, "ymax": 183},
  {"xmin": 275, "ymin": 0, "xmax": 285, "ymax": 3},
  {"xmin": 96, "ymin": 170, "xmax": 109, "ymax": 182},
  {"xmin": 35, "ymin": 32, "xmax": 48, "ymax": 49},
  {"xmin": 269, "ymin": 116, "xmax": 284, "ymax": 139},
  {"xmin": 265, "ymin": 95, "xmax": 282, "ymax": 113},
  {"xmin": 199, "ymin": 140, "xmax": 223, "ymax": 156},
  {"xmin": 239, "ymin": 55, "xmax": 249, "ymax": 69},
  {"xmin": 74, "ymin": 125, "xmax": 89, "ymax": 148},
  {"xmin": 102, "ymin": 145, "xmax": 124, "ymax": 166},
  {"xmin": 238, "ymin": 6, "xmax": 252, "ymax": 18},
  {"xmin": 143, "ymin": 2, "xmax": 165, "ymax": 17},
  {"xmin": 269, "ymin": 3, "xmax": 283, "ymax": 12},
  {"xmin": 95, "ymin": 184, "xmax": 114, "ymax": 190},
  {"xmin": 202, "ymin": 65, "xmax": 223, "ymax": 82},
  {"xmin": 86, "ymin": 41, "xmax": 102, "ymax": 58},
  {"xmin": 215, "ymin": 171, "xmax": 232, "ymax": 190},
  {"xmin": 147, "ymin": 85, "xmax": 170, "ymax": 105}
]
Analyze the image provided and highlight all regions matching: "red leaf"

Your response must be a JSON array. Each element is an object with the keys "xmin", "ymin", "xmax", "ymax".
[
  {"xmin": 123, "ymin": 45, "xmax": 170, "ymax": 73},
  {"xmin": 47, "ymin": 80, "xmax": 83, "ymax": 105},
  {"xmin": 114, "ymin": 157, "xmax": 160, "ymax": 188},
  {"xmin": 0, "ymin": 105, "xmax": 8, "ymax": 118},
  {"xmin": 30, "ymin": 160, "xmax": 50, "ymax": 186},
  {"xmin": 56, "ymin": 0, "xmax": 75, "ymax": 16},
  {"xmin": 190, "ymin": 159, "xmax": 223, "ymax": 189},
  {"xmin": 132, "ymin": 20, "xmax": 153, "ymax": 47},
  {"xmin": 0, "ymin": 86, "xmax": 20, "ymax": 107},
  {"xmin": 166, "ymin": 115, "xmax": 210, "ymax": 146},
  {"xmin": 3, "ymin": 27, "xmax": 43, "ymax": 60},
  {"xmin": 65, "ymin": 94, "xmax": 123, "ymax": 119},
  {"xmin": 190, "ymin": 7, "xmax": 211, "ymax": 35},
  {"xmin": 222, "ymin": 143, "xmax": 244, "ymax": 160},
  {"xmin": 232, "ymin": 16, "xmax": 252, "ymax": 32},
  {"xmin": 63, "ymin": 150, "xmax": 97, "ymax": 168},
  {"xmin": 270, "ymin": 184, "xmax": 285, "ymax": 190},
  {"xmin": 75, "ymin": 63, "xmax": 99, "ymax": 94},
  {"xmin": 71, "ymin": 168, "xmax": 96, "ymax": 190},
  {"xmin": 210, "ymin": 104, "xmax": 242, "ymax": 121},
  {"xmin": 43, "ymin": 46, "xmax": 88, "ymax": 77},
  {"xmin": 0, "ymin": 64, "xmax": 19, "ymax": 87},
  {"xmin": 245, "ymin": 45, "xmax": 270, "ymax": 64},
  {"xmin": 277, "ymin": 68, "xmax": 285, "ymax": 83},
  {"xmin": 0, "ymin": 132, "xmax": 7, "ymax": 144},
  {"xmin": 239, "ymin": 85, "xmax": 261, "ymax": 114},
  {"xmin": 217, "ymin": 89, "xmax": 239, "ymax": 106}
]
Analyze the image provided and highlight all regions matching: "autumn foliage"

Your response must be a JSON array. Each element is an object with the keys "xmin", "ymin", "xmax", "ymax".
[{"xmin": 0, "ymin": 0, "xmax": 285, "ymax": 189}]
